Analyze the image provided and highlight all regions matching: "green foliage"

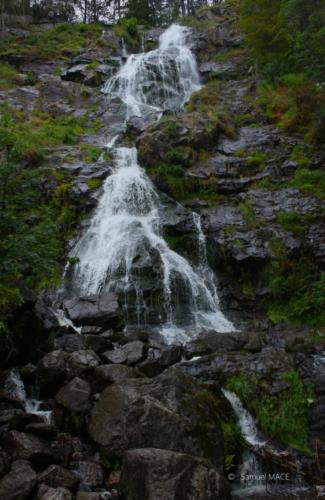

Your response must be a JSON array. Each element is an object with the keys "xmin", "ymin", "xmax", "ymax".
[
  {"xmin": 80, "ymin": 143, "xmax": 103, "ymax": 163},
  {"xmin": 0, "ymin": 63, "xmax": 19, "ymax": 90},
  {"xmin": 221, "ymin": 420, "xmax": 242, "ymax": 471},
  {"xmin": 292, "ymin": 168, "xmax": 325, "ymax": 199},
  {"xmin": 239, "ymin": 199, "xmax": 259, "ymax": 227},
  {"xmin": 115, "ymin": 18, "xmax": 140, "ymax": 49},
  {"xmin": 187, "ymin": 80, "xmax": 222, "ymax": 112},
  {"xmin": 276, "ymin": 210, "xmax": 318, "ymax": 234},
  {"xmin": 239, "ymin": 0, "xmax": 325, "ymax": 142},
  {"xmin": 226, "ymin": 371, "xmax": 312, "ymax": 453},
  {"xmin": 87, "ymin": 178, "xmax": 102, "ymax": 189},
  {"xmin": 0, "ymin": 23, "xmax": 103, "ymax": 60},
  {"xmin": 246, "ymin": 151, "xmax": 267, "ymax": 169},
  {"xmin": 0, "ymin": 107, "xmax": 87, "ymax": 332},
  {"xmin": 25, "ymin": 70, "xmax": 39, "ymax": 86},
  {"xmin": 267, "ymin": 257, "xmax": 325, "ymax": 326}
]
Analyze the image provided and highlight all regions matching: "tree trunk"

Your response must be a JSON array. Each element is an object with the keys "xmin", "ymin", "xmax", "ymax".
[
  {"xmin": 0, "ymin": 0, "xmax": 4, "ymax": 31},
  {"xmin": 83, "ymin": 0, "xmax": 88, "ymax": 23}
]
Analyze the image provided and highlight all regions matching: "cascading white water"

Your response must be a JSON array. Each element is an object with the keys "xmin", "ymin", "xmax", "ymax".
[
  {"xmin": 4, "ymin": 370, "xmax": 52, "ymax": 424},
  {"xmin": 222, "ymin": 389, "xmax": 266, "ymax": 447},
  {"xmin": 103, "ymin": 24, "xmax": 201, "ymax": 118},
  {"xmin": 65, "ymin": 24, "xmax": 235, "ymax": 342}
]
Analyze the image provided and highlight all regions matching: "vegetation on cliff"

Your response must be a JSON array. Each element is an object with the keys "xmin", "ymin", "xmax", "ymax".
[
  {"xmin": 239, "ymin": 0, "xmax": 325, "ymax": 143},
  {"xmin": 226, "ymin": 371, "xmax": 313, "ymax": 453}
]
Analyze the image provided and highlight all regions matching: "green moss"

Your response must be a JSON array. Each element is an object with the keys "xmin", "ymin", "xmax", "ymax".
[
  {"xmin": 226, "ymin": 371, "xmax": 313, "ymax": 453},
  {"xmin": 0, "ymin": 23, "xmax": 103, "ymax": 60},
  {"xmin": 80, "ymin": 143, "xmax": 103, "ymax": 163},
  {"xmin": 239, "ymin": 199, "xmax": 259, "ymax": 227},
  {"xmin": 87, "ymin": 178, "xmax": 102, "ymax": 190},
  {"xmin": 246, "ymin": 151, "xmax": 267, "ymax": 169},
  {"xmin": 292, "ymin": 168, "xmax": 325, "ymax": 199},
  {"xmin": 87, "ymin": 60, "xmax": 99, "ymax": 69},
  {"xmin": 276, "ymin": 210, "xmax": 317, "ymax": 234},
  {"xmin": 0, "ymin": 63, "xmax": 19, "ymax": 90},
  {"xmin": 290, "ymin": 146, "xmax": 312, "ymax": 169}
]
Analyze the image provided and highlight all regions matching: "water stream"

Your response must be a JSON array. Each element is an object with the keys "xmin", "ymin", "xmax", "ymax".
[
  {"xmin": 64, "ymin": 24, "xmax": 234, "ymax": 343},
  {"xmin": 223, "ymin": 389, "xmax": 315, "ymax": 499},
  {"xmin": 3, "ymin": 369, "xmax": 52, "ymax": 424}
]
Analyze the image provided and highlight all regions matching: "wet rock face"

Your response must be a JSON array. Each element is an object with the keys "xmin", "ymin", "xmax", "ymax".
[
  {"xmin": 63, "ymin": 294, "xmax": 122, "ymax": 328},
  {"xmin": 120, "ymin": 448, "xmax": 231, "ymax": 500},
  {"xmin": 89, "ymin": 367, "xmax": 224, "ymax": 468}
]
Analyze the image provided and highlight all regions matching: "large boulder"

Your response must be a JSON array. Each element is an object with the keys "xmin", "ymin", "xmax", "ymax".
[
  {"xmin": 92, "ymin": 364, "xmax": 141, "ymax": 390},
  {"xmin": 38, "ymin": 464, "xmax": 79, "ymax": 489},
  {"xmin": 0, "ymin": 430, "xmax": 54, "ymax": 468},
  {"xmin": 88, "ymin": 368, "xmax": 224, "ymax": 468},
  {"xmin": 120, "ymin": 448, "xmax": 230, "ymax": 500},
  {"xmin": 35, "ymin": 484, "xmax": 72, "ymax": 500},
  {"xmin": 38, "ymin": 351, "xmax": 70, "ymax": 389},
  {"xmin": 102, "ymin": 340, "xmax": 145, "ymax": 366},
  {"xmin": 0, "ymin": 460, "xmax": 37, "ymax": 500},
  {"xmin": 70, "ymin": 460, "xmax": 103, "ymax": 488},
  {"xmin": 69, "ymin": 350, "xmax": 100, "ymax": 376},
  {"xmin": 63, "ymin": 294, "xmax": 122, "ymax": 328},
  {"xmin": 56, "ymin": 377, "xmax": 91, "ymax": 413}
]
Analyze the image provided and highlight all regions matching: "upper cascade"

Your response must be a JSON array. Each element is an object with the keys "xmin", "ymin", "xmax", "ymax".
[
  {"xmin": 64, "ymin": 23, "xmax": 235, "ymax": 342},
  {"xmin": 103, "ymin": 24, "xmax": 201, "ymax": 118}
]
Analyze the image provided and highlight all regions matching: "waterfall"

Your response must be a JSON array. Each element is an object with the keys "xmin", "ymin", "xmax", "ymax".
[
  {"xmin": 65, "ymin": 24, "xmax": 235, "ymax": 343},
  {"xmin": 103, "ymin": 24, "xmax": 201, "ymax": 118}
]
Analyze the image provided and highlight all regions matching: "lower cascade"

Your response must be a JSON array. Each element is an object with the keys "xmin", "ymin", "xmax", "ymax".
[{"xmin": 64, "ymin": 24, "xmax": 234, "ymax": 341}]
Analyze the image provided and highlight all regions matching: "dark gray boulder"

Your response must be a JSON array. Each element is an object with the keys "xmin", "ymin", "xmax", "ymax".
[
  {"xmin": 102, "ymin": 340, "xmax": 145, "ymax": 366},
  {"xmin": 88, "ymin": 368, "xmax": 224, "ymax": 467},
  {"xmin": 38, "ymin": 351, "xmax": 70, "ymax": 388},
  {"xmin": 63, "ymin": 294, "xmax": 122, "ymax": 328},
  {"xmin": 92, "ymin": 364, "xmax": 141, "ymax": 389},
  {"xmin": 120, "ymin": 448, "xmax": 230, "ymax": 500},
  {"xmin": 69, "ymin": 350, "xmax": 101, "ymax": 376},
  {"xmin": 0, "ymin": 430, "xmax": 54, "ymax": 467},
  {"xmin": 56, "ymin": 377, "xmax": 91, "ymax": 413},
  {"xmin": 70, "ymin": 460, "xmax": 103, "ymax": 488},
  {"xmin": 35, "ymin": 484, "xmax": 72, "ymax": 500},
  {"xmin": 0, "ymin": 460, "xmax": 37, "ymax": 500},
  {"xmin": 38, "ymin": 464, "xmax": 79, "ymax": 489}
]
